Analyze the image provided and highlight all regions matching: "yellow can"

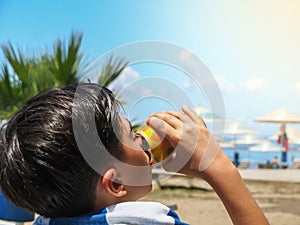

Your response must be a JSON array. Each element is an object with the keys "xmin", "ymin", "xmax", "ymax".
[{"xmin": 137, "ymin": 125, "xmax": 174, "ymax": 163}]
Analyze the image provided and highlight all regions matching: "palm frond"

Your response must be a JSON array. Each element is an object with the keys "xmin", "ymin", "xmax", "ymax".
[
  {"xmin": 1, "ymin": 43, "xmax": 30, "ymax": 84},
  {"xmin": 0, "ymin": 64, "xmax": 21, "ymax": 118},
  {"xmin": 48, "ymin": 31, "xmax": 86, "ymax": 87},
  {"xmin": 98, "ymin": 56, "xmax": 128, "ymax": 87}
]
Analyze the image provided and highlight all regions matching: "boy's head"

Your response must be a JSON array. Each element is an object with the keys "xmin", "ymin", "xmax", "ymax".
[{"xmin": 0, "ymin": 83, "xmax": 153, "ymax": 218}]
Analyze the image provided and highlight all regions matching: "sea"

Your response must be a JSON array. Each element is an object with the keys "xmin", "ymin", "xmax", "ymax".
[{"xmin": 223, "ymin": 146, "xmax": 300, "ymax": 166}]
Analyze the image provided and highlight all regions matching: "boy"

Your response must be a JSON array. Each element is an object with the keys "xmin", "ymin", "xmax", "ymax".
[{"xmin": 0, "ymin": 83, "xmax": 269, "ymax": 225}]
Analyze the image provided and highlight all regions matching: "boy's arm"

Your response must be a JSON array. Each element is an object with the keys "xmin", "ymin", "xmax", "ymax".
[
  {"xmin": 147, "ymin": 106, "xmax": 270, "ymax": 225},
  {"xmin": 203, "ymin": 150, "xmax": 269, "ymax": 225}
]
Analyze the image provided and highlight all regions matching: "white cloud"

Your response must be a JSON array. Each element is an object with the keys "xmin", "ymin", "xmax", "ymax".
[
  {"xmin": 294, "ymin": 81, "xmax": 300, "ymax": 95},
  {"xmin": 243, "ymin": 76, "xmax": 267, "ymax": 92},
  {"xmin": 109, "ymin": 66, "xmax": 140, "ymax": 91},
  {"xmin": 117, "ymin": 67, "xmax": 140, "ymax": 84}
]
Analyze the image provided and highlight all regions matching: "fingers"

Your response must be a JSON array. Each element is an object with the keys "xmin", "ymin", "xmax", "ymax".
[
  {"xmin": 160, "ymin": 110, "xmax": 181, "ymax": 120},
  {"xmin": 146, "ymin": 116, "xmax": 175, "ymax": 137},
  {"xmin": 182, "ymin": 105, "xmax": 199, "ymax": 123},
  {"xmin": 182, "ymin": 105, "xmax": 207, "ymax": 128},
  {"xmin": 147, "ymin": 111, "xmax": 181, "ymax": 129},
  {"xmin": 145, "ymin": 107, "xmax": 206, "ymax": 151},
  {"xmin": 146, "ymin": 112, "xmax": 182, "ymax": 148}
]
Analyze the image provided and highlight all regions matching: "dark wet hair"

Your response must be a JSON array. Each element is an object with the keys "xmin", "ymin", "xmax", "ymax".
[{"xmin": 0, "ymin": 83, "xmax": 123, "ymax": 218}]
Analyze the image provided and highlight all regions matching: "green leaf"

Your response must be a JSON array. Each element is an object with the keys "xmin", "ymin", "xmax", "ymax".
[{"xmin": 98, "ymin": 56, "xmax": 128, "ymax": 87}]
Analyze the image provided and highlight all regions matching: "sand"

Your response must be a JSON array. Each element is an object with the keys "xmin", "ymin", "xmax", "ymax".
[{"xmin": 141, "ymin": 188, "xmax": 300, "ymax": 225}]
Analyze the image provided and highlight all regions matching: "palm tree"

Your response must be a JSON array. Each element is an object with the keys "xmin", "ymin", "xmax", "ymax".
[
  {"xmin": 0, "ymin": 32, "xmax": 87, "ymax": 119},
  {"xmin": 0, "ymin": 32, "xmax": 128, "ymax": 120}
]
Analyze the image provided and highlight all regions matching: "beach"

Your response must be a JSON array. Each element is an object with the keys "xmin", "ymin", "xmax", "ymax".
[
  {"xmin": 141, "ymin": 169, "xmax": 300, "ymax": 225},
  {"xmin": 142, "ymin": 188, "xmax": 300, "ymax": 225}
]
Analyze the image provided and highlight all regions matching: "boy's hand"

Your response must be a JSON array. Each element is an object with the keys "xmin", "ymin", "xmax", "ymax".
[{"xmin": 146, "ymin": 106, "xmax": 221, "ymax": 178}]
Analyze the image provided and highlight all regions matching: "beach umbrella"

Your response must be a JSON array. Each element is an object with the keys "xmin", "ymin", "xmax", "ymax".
[
  {"xmin": 223, "ymin": 121, "xmax": 256, "ymax": 144},
  {"xmin": 221, "ymin": 121, "xmax": 256, "ymax": 166},
  {"xmin": 249, "ymin": 140, "xmax": 282, "ymax": 152},
  {"xmin": 223, "ymin": 121, "xmax": 256, "ymax": 136},
  {"xmin": 254, "ymin": 108, "xmax": 300, "ymax": 124},
  {"xmin": 222, "ymin": 121, "xmax": 257, "ymax": 147},
  {"xmin": 254, "ymin": 108, "xmax": 300, "ymax": 163},
  {"xmin": 255, "ymin": 109, "xmax": 300, "ymax": 140},
  {"xmin": 232, "ymin": 134, "xmax": 262, "ymax": 149},
  {"xmin": 219, "ymin": 140, "xmax": 235, "ymax": 149}
]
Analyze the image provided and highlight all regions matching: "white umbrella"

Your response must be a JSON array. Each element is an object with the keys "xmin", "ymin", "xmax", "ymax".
[
  {"xmin": 221, "ymin": 121, "xmax": 256, "ymax": 166},
  {"xmin": 232, "ymin": 134, "xmax": 262, "ymax": 149},
  {"xmin": 224, "ymin": 121, "xmax": 256, "ymax": 136},
  {"xmin": 194, "ymin": 105, "xmax": 226, "ymax": 141},
  {"xmin": 249, "ymin": 140, "xmax": 282, "ymax": 152},
  {"xmin": 219, "ymin": 141, "xmax": 235, "ymax": 149},
  {"xmin": 227, "ymin": 134, "xmax": 262, "ymax": 164},
  {"xmin": 254, "ymin": 108, "xmax": 300, "ymax": 124},
  {"xmin": 222, "ymin": 121, "xmax": 257, "ymax": 148},
  {"xmin": 223, "ymin": 121, "xmax": 256, "ymax": 144}
]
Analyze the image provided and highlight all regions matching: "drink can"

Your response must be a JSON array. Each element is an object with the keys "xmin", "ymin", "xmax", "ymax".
[{"xmin": 137, "ymin": 125, "xmax": 174, "ymax": 163}]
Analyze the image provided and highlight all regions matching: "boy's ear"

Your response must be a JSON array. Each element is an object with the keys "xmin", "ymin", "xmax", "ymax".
[{"xmin": 102, "ymin": 168, "xmax": 127, "ymax": 197}]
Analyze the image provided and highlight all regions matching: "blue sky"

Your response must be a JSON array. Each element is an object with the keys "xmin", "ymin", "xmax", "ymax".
[{"xmin": 1, "ymin": 0, "xmax": 300, "ymax": 136}]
